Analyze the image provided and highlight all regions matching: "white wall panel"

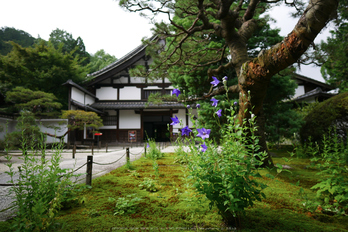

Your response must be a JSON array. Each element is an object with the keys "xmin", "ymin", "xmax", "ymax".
[
  {"xmin": 119, "ymin": 87, "xmax": 141, "ymax": 100},
  {"xmin": 173, "ymin": 109, "xmax": 187, "ymax": 129},
  {"xmin": 119, "ymin": 110, "xmax": 141, "ymax": 129},
  {"xmin": 294, "ymin": 85, "xmax": 305, "ymax": 98},
  {"xmin": 71, "ymin": 87, "xmax": 85, "ymax": 103},
  {"xmin": 96, "ymin": 87, "xmax": 117, "ymax": 100}
]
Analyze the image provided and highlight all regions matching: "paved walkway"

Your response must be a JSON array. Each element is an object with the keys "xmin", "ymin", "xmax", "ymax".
[{"xmin": 0, "ymin": 145, "xmax": 177, "ymax": 221}]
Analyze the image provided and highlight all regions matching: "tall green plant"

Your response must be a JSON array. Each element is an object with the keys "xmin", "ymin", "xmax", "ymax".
[
  {"xmin": 308, "ymin": 132, "xmax": 348, "ymax": 214},
  {"xmin": 172, "ymin": 90, "xmax": 268, "ymax": 227},
  {"xmin": 5, "ymin": 128, "xmax": 76, "ymax": 231}
]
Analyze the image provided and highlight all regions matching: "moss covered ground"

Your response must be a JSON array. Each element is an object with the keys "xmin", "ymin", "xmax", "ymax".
[{"xmin": 1, "ymin": 149, "xmax": 347, "ymax": 231}]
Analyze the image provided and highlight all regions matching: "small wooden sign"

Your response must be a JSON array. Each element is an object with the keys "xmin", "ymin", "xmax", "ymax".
[{"xmin": 128, "ymin": 130, "xmax": 136, "ymax": 142}]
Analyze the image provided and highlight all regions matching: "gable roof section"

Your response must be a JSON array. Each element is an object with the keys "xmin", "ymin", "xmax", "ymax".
[
  {"xmin": 86, "ymin": 36, "xmax": 157, "ymax": 87},
  {"xmin": 292, "ymin": 87, "xmax": 336, "ymax": 102},
  {"xmin": 62, "ymin": 79, "xmax": 97, "ymax": 99},
  {"xmin": 293, "ymin": 73, "xmax": 334, "ymax": 92}
]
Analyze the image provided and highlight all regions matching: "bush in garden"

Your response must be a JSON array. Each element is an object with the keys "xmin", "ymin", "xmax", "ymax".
[
  {"xmin": 5, "ymin": 111, "xmax": 45, "ymax": 150},
  {"xmin": 5, "ymin": 118, "xmax": 77, "ymax": 231},
  {"xmin": 170, "ymin": 82, "xmax": 268, "ymax": 227},
  {"xmin": 300, "ymin": 92, "xmax": 348, "ymax": 145},
  {"xmin": 304, "ymin": 132, "xmax": 348, "ymax": 215},
  {"xmin": 146, "ymin": 139, "xmax": 163, "ymax": 160}
]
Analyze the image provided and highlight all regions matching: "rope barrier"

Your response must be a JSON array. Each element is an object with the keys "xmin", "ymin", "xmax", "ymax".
[
  {"xmin": 71, "ymin": 162, "xmax": 87, "ymax": 173},
  {"xmin": 129, "ymin": 148, "xmax": 145, "ymax": 156},
  {"xmin": 92, "ymin": 153, "xmax": 127, "ymax": 166}
]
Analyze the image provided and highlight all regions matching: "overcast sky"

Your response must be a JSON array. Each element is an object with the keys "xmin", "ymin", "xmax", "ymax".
[{"xmin": 1, "ymin": 0, "xmax": 333, "ymax": 82}]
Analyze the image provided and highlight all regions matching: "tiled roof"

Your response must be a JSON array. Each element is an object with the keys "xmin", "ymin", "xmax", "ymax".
[
  {"xmin": 91, "ymin": 101, "xmax": 185, "ymax": 110},
  {"xmin": 71, "ymin": 100, "xmax": 104, "ymax": 114}
]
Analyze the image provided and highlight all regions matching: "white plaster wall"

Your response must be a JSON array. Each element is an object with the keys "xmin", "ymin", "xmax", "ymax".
[
  {"xmin": 188, "ymin": 109, "xmax": 198, "ymax": 128},
  {"xmin": 0, "ymin": 118, "xmax": 16, "ymax": 141},
  {"xmin": 119, "ymin": 110, "xmax": 141, "ymax": 129},
  {"xmin": 85, "ymin": 95, "xmax": 95, "ymax": 105},
  {"xmin": 114, "ymin": 77, "xmax": 128, "ymax": 84},
  {"xmin": 0, "ymin": 117, "xmax": 68, "ymax": 144},
  {"xmin": 164, "ymin": 78, "xmax": 171, "ymax": 83},
  {"xmin": 173, "ymin": 109, "xmax": 187, "ymax": 129},
  {"xmin": 144, "ymin": 86, "xmax": 162, "ymax": 90},
  {"xmin": 96, "ymin": 87, "xmax": 117, "ymax": 100},
  {"xmin": 37, "ymin": 119, "xmax": 68, "ymax": 143},
  {"xmin": 149, "ymin": 78, "xmax": 163, "ymax": 84},
  {"xmin": 119, "ymin": 87, "xmax": 141, "ymax": 100},
  {"xmin": 71, "ymin": 87, "xmax": 85, "ymax": 103},
  {"xmin": 130, "ymin": 77, "xmax": 145, "ymax": 83},
  {"xmin": 293, "ymin": 85, "xmax": 305, "ymax": 98}
]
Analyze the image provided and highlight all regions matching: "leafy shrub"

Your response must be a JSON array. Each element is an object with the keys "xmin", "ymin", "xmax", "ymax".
[
  {"xmin": 5, "ymin": 111, "xmax": 44, "ymax": 150},
  {"xmin": 146, "ymin": 139, "xmax": 163, "ymax": 160},
  {"xmin": 139, "ymin": 177, "xmax": 158, "ymax": 192},
  {"xmin": 175, "ymin": 99, "xmax": 268, "ymax": 227},
  {"xmin": 300, "ymin": 92, "xmax": 348, "ymax": 145},
  {"xmin": 308, "ymin": 133, "xmax": 348, "ymax": 214},
  {"xmin": 5, "ymin": 132, "xmax": 77, "ymax": 231},
  {"xmin": 108, "ymin": 194, "xmax": 142, "ymax": 215}
]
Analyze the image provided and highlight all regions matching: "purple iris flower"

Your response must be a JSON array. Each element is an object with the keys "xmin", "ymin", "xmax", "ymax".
[
  {"xmin": 210, "ymin": 76, "xmax": 220, "ymax": 87},
  {"xmin": 172, "ymin": 88, "xmax": 181, "ymax": 97},
  {"xmin": 170, "ymin": 115, "xmax": 180, "ymax": 125},
  {"xmin": 197, "ymin": 128, "xmax": 211, "ymax": 140},
  {"xmin": 223, "ymin": 76, "xmax": 228, "ymax": 82},
  {"xmin": 196, "ymin": 103, "xmax": 201, "ymax": 108},
  {"xmin": 187, "ymin": 105, "xmax": 191, "ymax": 109},
  {"xmin": 147, "ymin": 143, "xmax": 150, "ymax": 148},
  {"xmin": 234, "ymin": 101, "xmax": 238, "ymax": 106},
  {"xmin": 181, "ymin": 126, "xmax": 192, "ymax": 137},
  {"xmin": 216, "ymin": 109, "xmax": 222, "ymax": 118},
  {"xmin": 211, "ymin": 98, "xmax": 219, "ymax": 107},
  {"xmin": 201, "ymin": 143, "xmax": 208, "ymax": 152}
]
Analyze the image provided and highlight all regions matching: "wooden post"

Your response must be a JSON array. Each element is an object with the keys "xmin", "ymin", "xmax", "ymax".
[
  {"xmin": 91, "ymin": 142, "xmax": 94, "ymax": 155},
  {"xmin": 126, "ymin": 147, "xmax": 130, "ymax": 166},
  {"xmin": 73, "ymin": 144, "xmax": 76, "ymax": 159},
  {"xmin": 106, "ymin": 142, "xmax": 108, "ymax": 153},
  {"xmin": 99, "ymin": 141, "xmax": 101, "ymax": 149},
  {"xmin": 86, "ymin": 155, "xmax": 93, "ymax": 186}
]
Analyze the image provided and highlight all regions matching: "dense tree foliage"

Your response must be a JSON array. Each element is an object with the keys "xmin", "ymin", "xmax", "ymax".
[
  {"xmin": 49, "ymin": 28, "xmax": 91, "ymax": 66},
  {"xmin": 61, "ymin": 110, "xmax": 103, "ymax": 131},
  {"xmin": 317, "ymin": 1, "xmax": 348, "ymax": 92},
  {"xmin": 300, "ymin": 91, "xmax": 348, "ymax": 144},
  {"xmin": 89, "ymin": 49, "xmax": 117, "ymax": 73},
  {"xmin": 4, "ymin": 87, "xmax": 62, "ymax": 117},
  {"xmin": 120, "ymin": 0, "xmax": 338, "ymax": 165},
  {"xmin": 0, "ymin": 27, "xmax": 36, "ymax": 55},
  {"xmin": 0, "ymin": 41, "xmax": 87, "ymax": 109}
]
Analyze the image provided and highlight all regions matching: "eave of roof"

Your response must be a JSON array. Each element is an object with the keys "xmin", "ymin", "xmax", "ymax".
[
  {"xmin": 293, "ymin": 73, "xmax": 334, "ymax": 91},
  {"xmin": 62, "ymin": 79, "xmax": 97, "ymax": 99},
  {"xmin": 91, "ymin": 101, "xmax": 185, "ymax": 110},
  {"xmin": 293, "ymin": 87, "xmax": 336, "ymax": 102},
  {"xmin": 86, "ymin": 36, "xmax": 157, "ymax": 86},
  {"xmin": 71, "ymin": 100, "xmax": 104, "ymax": 114}
]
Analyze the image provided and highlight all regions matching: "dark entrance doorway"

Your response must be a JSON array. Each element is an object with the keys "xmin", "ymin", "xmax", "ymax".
[{"xmin": 143, "ymin": 115, "xmax": 171, "ymax": 142}]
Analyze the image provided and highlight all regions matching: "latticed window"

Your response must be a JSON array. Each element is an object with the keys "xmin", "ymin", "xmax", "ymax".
[
  {"xmin": 144, "ymin": 90, "xmax": 171, "ymax": 99},
  {"xmin": 102, "ymin": 116, "xmax": 117, "ymax": 126}
]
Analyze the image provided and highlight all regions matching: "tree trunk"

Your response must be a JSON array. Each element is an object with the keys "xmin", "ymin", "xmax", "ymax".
[{"xmin": 236, "ymin": 0, "xmax": 338, "ymax": 167}]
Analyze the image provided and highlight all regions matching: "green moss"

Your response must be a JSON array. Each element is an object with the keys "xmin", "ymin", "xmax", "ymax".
[{"xmin": 1, "ymin": 152, "xmax": 347, "ymax": 231}]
